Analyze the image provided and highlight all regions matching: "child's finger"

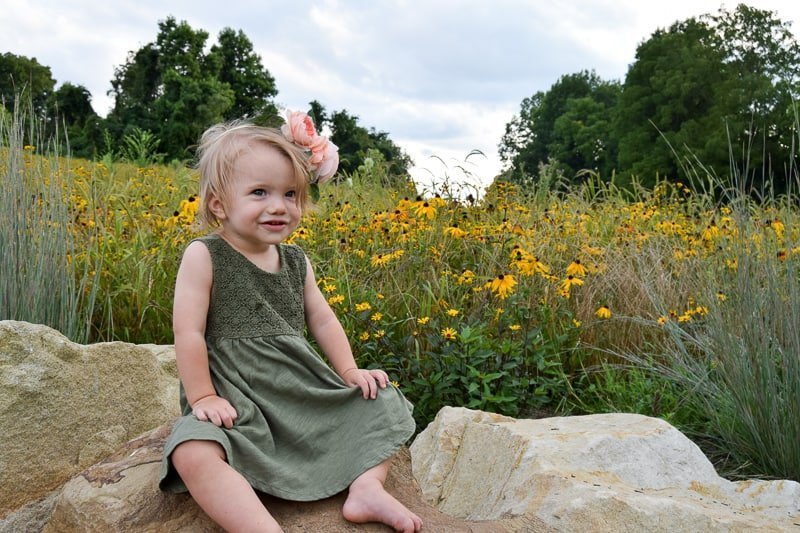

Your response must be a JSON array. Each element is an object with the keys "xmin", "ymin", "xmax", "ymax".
[{"xmin": 358, "ymin": 379, "xmax": 370, "ymax": 399}]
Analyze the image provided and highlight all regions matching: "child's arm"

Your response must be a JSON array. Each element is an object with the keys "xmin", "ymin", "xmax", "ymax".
[
  {"xmin": 173, "ymin": 241, "xmax": 237, "ymax": 428},
  {"xmin": 303, "ymin": 255, "xmax": 388, "ymax": 399}
]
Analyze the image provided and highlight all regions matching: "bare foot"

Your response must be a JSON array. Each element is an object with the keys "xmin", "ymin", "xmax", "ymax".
[{"xmin": 342, "ymin": 478, "xmax": 423, "ymax": 532}]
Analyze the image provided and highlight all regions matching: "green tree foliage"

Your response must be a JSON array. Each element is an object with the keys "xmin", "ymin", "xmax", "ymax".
[
  {"xmin": 208, "ymin": 28, "xmax": 280, "ymax": 125},
  {"xmin": 499, "ymin": 70, "xmax": 620, "ymax": 187},
  {"xmin": 615, "ymin": 19, "xmax": 725, "ymax": 188},
  {"xmin": 0, "ymin": 52, "xmax": 56, "ymax": 117},
  {"xmin": 616, "ymin": 4, "xmax": 800, "ymax": 191},
  {"xmin": 501, "ymin": 5, "xmax": 800, "ymax": 195},
  {"xmin": 326, "ymin": 107, "xmax": 413, "ymax": 188},
  {"xmin": 46, "ymin": 82, "xmax": 103, "ymax": 158},
  {"xmin": 106, "ymin": 16, "xmax": 277, "ymax": 161}
]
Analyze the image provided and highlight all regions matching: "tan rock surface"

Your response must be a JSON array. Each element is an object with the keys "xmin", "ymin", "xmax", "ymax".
[
  {"xmin": 411, "ymin": 406, "xmax": 800, "ymax": 532},
  {"xmin": 45, "ymin": 424, "xmax": 551, "ymax": 532},
  {"xmin": 0, "ymin": 321, "xmax": 179, "ymax": 516}
]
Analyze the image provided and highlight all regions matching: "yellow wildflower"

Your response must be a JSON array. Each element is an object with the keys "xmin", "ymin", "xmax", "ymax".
[
  {"xmin": 456, "ymin": 269, "xmax": 476, "ymax": 285},
  {"xmin": 322, "ymin": 282, "xmax": 337, "ymax": 294},
  {"xmin": 595, "ymin": 306, "xmax": 612, "ymax": 319},
  {"xmin": 486, "ymin": 274, "xmax": 517, "ymax": 299},
  {"xmin": 566, "ymin": 259, "xmax": 587, "ymax": 278},
  {"xmin": 415, "ymin": 201, "xmax": 437, "ymax": 219},
  {"xmin": 371, "ymin": 253, "xmax": 390, "ymax": 267},
  {"xmin": 444, "ymin": 225, "xmax": 468, "ymax": 238},
  {"xmin": 441, "ymin": 327, "xmax": 458, "ymax": 340},
  {"xmin": 557, "ymin": 275, "xmax": 583, "ymax": 298}
]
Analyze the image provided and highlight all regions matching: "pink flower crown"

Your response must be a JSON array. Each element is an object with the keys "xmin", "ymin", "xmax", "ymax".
[{"xmin": 281, "ymin": 110, "xmax": 339, "ymax": 185}]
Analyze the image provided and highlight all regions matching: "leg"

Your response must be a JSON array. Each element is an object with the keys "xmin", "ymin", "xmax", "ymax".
[
  {"xmin": 342, "ymin": 457, "xmax": 423, "ymax": 532},
  {"xmin": 171, "ymin": 440, "xmax": 283, "ymax": 533}
]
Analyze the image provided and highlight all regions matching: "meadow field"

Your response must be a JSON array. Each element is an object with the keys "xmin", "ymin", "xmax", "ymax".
[{"xmin": 2, "ymin": 113, "xmax": 799, "ymax": 483}]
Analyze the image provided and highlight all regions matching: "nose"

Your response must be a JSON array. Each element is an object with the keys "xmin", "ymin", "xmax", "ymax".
[{"xmin": 265, "ymin": 195, "xmax": 286, "ymax": 214}]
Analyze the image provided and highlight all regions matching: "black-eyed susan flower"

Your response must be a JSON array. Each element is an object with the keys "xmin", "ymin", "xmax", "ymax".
[
  {"xmin": 415, "ymin": 201, "xmax": 437, "ymax": 219},
  {"xmin": 557, "ymin": 275, "xmax": 583, "ymax": 298},
  {"xmin": 441, "ymin": 327, "xmax": 458, "ymax": 340},
  {"xmin": 595, "ymin": 305, "xmax": 612, "ymax": 319},
  {"xmin": 456, "ymin": 269, "xmax": 476, "ymax": 285},
  {"xmin": 444, "ymin": 225, "xmax": 468, "ymax": 238},
  {"xmin": 371, "ymin": 253, "xmax": 390, "ymax": 267},
  {"xmin": 566, "ymin": 259, "xmax": 587, "ymax": 278},
  {"xmin": 486, "ymin": 274, "xmax": 517, "ymax": 299}
]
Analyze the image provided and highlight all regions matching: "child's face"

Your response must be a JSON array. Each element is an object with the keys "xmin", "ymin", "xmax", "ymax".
[{"xmin": 211, "ymin": 143, "xmax": 302, "ymax": 249}]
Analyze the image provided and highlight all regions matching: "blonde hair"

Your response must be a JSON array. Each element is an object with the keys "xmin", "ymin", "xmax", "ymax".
[{"xmin": 196, "ymin": 121, "xmax": 312, "ymax": 228}]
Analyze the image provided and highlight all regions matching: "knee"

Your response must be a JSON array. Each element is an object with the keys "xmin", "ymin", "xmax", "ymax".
[{"xmin": 171, "ymin": 440, "xmax": 225, "ymax": 479}]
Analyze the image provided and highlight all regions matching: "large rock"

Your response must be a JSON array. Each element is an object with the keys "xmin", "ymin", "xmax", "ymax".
[
  {"xmin": 0, "ymin": 321, "xmax": 179, "ymax": 516},
  {"xmin": 43, "ymin": 424, "xmax": 544, "ymax": 532},
  {"xmin": 411, "ymin": 406, "xmax": 800, "ymax": 531}
]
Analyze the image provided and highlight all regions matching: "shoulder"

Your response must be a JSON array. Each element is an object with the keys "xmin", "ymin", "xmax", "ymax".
[
  {"xmin": 176, "ymin": 239, "xmax": 213, "ymax": 288},
  {"xmin": 183, "ymin": 238, "xmax": 213, "ymax": 259}
]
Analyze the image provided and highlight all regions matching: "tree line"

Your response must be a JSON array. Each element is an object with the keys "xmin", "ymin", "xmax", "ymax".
[
  {"xmin": 499, "ymin": 4, "xmax": 800, "ymax": 195},
  {"xmin": 3, "ymin": 5, "xmax": 799, "ymax": 195},
  {"xmin": 0, "ymin": 16, "xmax": 410, "ymax": 186}
]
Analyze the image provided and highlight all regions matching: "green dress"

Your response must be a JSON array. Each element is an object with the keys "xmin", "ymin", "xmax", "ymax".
[{"xmin": 159, "ymin": 234, "xmax": 415, "ymax": 501}]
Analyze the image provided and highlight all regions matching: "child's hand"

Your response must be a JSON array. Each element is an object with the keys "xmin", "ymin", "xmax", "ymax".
[
  {"xmin": 342, "ymin": 368, "xmax": 389, "ymax": 400},
  {"xmin": 192, "ymin": 394, "xmax": 238, "ymax": 428}
]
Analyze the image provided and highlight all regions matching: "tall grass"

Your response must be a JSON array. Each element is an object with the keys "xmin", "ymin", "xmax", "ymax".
[
  {"xmin": 592, "ymin": 177, "xmax": 800, "ymax": 479},
  {"xmin": 0, "ymin": 100, "xmax": 97, "ymax": 343}
]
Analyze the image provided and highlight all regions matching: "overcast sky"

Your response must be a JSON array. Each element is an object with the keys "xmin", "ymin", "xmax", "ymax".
[{"xmin": 3, "ymin": 1, "xmax": 800, "ymax": 191}]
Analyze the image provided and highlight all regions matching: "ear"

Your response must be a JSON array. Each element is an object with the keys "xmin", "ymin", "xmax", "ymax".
[{"xmin": 208, "ymin": 195, "xmax": 227, "ymax": 220}]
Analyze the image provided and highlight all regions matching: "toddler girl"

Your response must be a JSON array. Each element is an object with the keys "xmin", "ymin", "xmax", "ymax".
[{"xmin": 159, "ymin": 115, "xmax": 422, "ymax": 533}]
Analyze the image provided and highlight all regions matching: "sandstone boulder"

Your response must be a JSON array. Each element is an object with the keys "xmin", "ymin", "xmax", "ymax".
[
  {"xmin": 411, "ymin": 406, "xmax": 800, "ymax": 531},
  {"xmin": 0, "ymin": 321, "xmax": 179, "ymax": 516},
  {"xmin": 43, "ymin": 424, "xmax": 544, "ymax": 532}
]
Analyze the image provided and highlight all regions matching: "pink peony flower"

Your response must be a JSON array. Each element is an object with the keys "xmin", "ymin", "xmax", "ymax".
[
  {"xmin": 313, "ymin": 140, "xmax": 339, "ymax": 184},
  {"xmin": 281, "ymin": 110, "xmax": 318, "ymax": 148},
  {"xmin": 281, "ymin": 109, "xmax": 339, "ymax": 184}
]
